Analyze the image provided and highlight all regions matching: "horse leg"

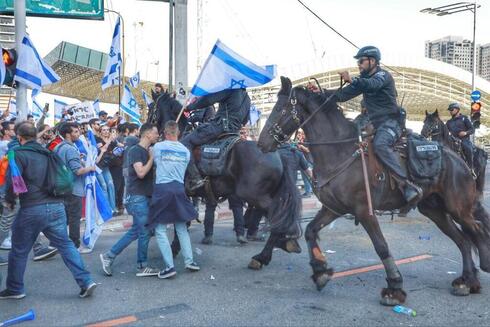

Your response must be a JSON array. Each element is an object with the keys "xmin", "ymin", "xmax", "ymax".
[
  {"xmin": 464, "ymin": 201, "xmax": 490, "ymax": 273},
  {"xmin": 305, "ymin": 207, "xmax": 338, "ymax": 291},
  {"xmin": 418, "ymin": 198, "xmax": 480, "ymax": 296},
  {"xmin": 248, "ymin": 233, "xmax": 279, "ymax": 270},
  {"xmin": 358, "ymin": 213, "xmax": 407, "ymax": 306}
]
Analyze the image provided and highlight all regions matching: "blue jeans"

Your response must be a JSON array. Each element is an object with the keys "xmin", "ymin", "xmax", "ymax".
[
  {"xmin": 108, "ymin": 195, "xmax": 151, "ymax": 267},
  {"xmin": 301, "ymin": 169, "xmax": 312, "ymax": 194},
  {"xmin": 97, "ymin": 168, "xmax": 116, "ymax": 211},
  {"xmin": 155, "ymin": 223, "xmax": 193, "ymax": 269},
  {"xmin": 7, "ymin": 203, "xmax": 92, "ymax": 294}
]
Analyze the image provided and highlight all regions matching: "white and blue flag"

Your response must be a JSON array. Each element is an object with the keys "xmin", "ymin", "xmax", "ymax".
[
  {"xmin": 191, "ymin": 39, "xmax": 276, "ymax": 97},
  {"xmin": 93, "ymin": 99, "xmax": 100, "ymax": 114},
  {"xmin": 248, "ymin": 104, "xmax": 261, "ymax": 126},
  {"xmin": 31, "ymin": 98, "xmax": 43, "ymax": 120},
  {"xmin": 121, "ymin": 84, "xmax": 141, "ymax": 123},
  {"xmin": 54, "ymin": 99, "xmax": 68, "ymax": 121},
  {"xmin": 14, "ymin": 35, "xmax": 60, "ymax": 90},
  {"xmin": 101, "ymin": 17, "xmax": 122, "ymax": 90},
  {"xmin": 130, "ymin": 72, "xmax": 140, "ymax": 88},
  {"xmin": 0, "ymin": 53, "xmax": 5, "ymax": 85},
  {"xmin": 6, "ymin": 99, "xmax": 16, "ymax": 120},
  {"xmin": 142, "ymin": 90, "xmax": 153, "ymax": 108}
]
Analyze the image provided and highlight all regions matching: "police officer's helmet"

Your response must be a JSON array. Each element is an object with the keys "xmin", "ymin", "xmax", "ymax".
[
  {"xmin": 354, "ymin": 46, "xmax": 381, "ymax": 62},
  {"xmin": 447, "ymin": 102, "xmax": 461, "ymax": 111}
]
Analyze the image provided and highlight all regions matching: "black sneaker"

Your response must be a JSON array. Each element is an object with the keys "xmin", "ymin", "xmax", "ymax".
[
  {"xmin": 201, "ymin": 235, "xmax": 213, "ymax": 245},
  {"xmin": 236, "ymin": 235, "xmax": 248, "ymax": 244},
  {"xmin": 186, "ymin": 262, "xmax": 200, "ymax": 272},
  {"xmin": 158, "ymin": 267, "xmax": 177, "ymax": 279},
  {"xmin": 0, "ymin": 254, "xmax": 7, "ymax": 266},
  {"xmin": 0, "ymin": 289, "xmax": 26, "ymax": 299},
  {"xmin": 33, "ymin": 246, "xmax": 58, "ymax": 261},
  {"xmin": 79, "ymin": 282, "xmax": 97, "ymax": 298}
]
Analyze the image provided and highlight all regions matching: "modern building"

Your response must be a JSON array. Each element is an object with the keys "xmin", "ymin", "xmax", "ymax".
[
  {"xmin": 0, "ymin": 15, "xmax": 15, "ymax": 110},
  {"xmin": 425, "ymin": 36, "xmax": 489, "ymax": 81}
]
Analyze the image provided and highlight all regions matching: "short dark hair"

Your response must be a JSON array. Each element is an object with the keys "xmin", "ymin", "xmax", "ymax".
[
  {"xmin": 1, "ymin": 121, "xmax": 13, "ymax": 131},
  {"xmin": 37, "ymin": 124, "xmax": 50, "ymax": 133},
  {"xmin": 127, "ymin": 123, "xmax": 139, "ymax": 134},
  {"xmin": 16, "ymin": 121, "xmax": 37, "ymax": 140},
  {"xmin": 139, "ymin": 123, "xmax": 156, "ymax": 136},
  {"xmin": 27, "ymin": 114, "xmax": 33, "ymax": 119},
  {"xmin": 117, "ymin": 123, "xmax": 128, "ymax": 134},
  {"xmin": 164, "ymin": 120, "xmax": 179, "ymax": 136},
  {"xmin": 155, "ymin": 83, "xmax": 163, "ymax": 88},
  {"xmin": 88, "ymin": 118, "xmax": 99, "ymax": 126},
  {"xmin": 58, "ymin": 122, "xmax": 79, "ymax": 138}
]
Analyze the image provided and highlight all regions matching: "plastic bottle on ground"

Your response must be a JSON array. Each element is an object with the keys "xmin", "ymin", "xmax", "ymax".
[{"xmin": 393, "ymin": 305, "xmax": 416, "ymax": 317}]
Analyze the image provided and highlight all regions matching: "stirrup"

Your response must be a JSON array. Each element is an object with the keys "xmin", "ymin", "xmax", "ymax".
[{"xmin": 188, "ymin": 178, "xmax": 205, "ymax": 191}]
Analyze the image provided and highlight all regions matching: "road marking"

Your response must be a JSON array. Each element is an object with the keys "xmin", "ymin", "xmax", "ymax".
[
  {"xmin": 332, "ymin": 254, "xmax": 432, "ymax": 279},
  {"xmin": 86, "ymin": 315, "xmax": 137, "ymax": 327}
]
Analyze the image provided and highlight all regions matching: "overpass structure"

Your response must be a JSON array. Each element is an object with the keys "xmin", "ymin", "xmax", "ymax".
[{"xmin": 250, "ymin": 55, "xmax": 490, "ymax": 128}]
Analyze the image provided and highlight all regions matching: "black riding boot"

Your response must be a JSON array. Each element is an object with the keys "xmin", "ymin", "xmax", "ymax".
[
  {"xmin": 186, "ymin": 160, "xmax": 205, "ymax": 192},
  {"xmin": 402, "ymin": 180, "xmax": 423, "ymax": 205}
]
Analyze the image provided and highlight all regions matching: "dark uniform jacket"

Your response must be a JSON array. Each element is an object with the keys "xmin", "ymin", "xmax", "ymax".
[
  {"xmin": 447, "ymin": 114, "xmax": 474, "ymax": 141},
  {"xmin": 277, "ymin": 144, "xmax": 309, "ymax": 183},
  {"xmin": 187, "ymin": 89, "xmax": 251, "ymax": 132},
  {"xmin": 335, "ymin": 67, "xmax": 400, "ymax": 128},
  {"xmin": 153, "ymin": 92, "xmax": 185, "ymax": 133}
]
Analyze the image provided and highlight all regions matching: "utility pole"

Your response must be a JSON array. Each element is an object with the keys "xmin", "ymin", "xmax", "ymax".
[
  {"xmin": 168, "ymin": 0, "xmax": 174, "ymax": 92},
  {"xmin": 14, "ymin": 0, "xmax": 27, "ymax": 120}
]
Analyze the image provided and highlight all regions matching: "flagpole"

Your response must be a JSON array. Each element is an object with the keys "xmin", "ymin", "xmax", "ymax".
[
  {"xmin": 105, "ymin": 9, "xmax": 125, "ymax": 116},
  {"xmin": 14, "ymin": 0, "xmax": 27, "ymax": 121}
]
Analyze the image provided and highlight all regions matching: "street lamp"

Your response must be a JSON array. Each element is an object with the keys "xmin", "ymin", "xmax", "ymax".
[{"xmin": 420, "ymin": 2, "xmax": 481, "ymax": 93}]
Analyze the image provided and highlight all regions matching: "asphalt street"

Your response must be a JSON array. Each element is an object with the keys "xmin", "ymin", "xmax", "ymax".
[{"xmin": 1, "ymin": 172, "xmax": 490, "ymax": 326}]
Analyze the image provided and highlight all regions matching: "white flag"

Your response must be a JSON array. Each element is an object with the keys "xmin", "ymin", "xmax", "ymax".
[
  {"xmin": 130, "ymin": 72, "xmax": 140, "ymax": 88},
  {"xmin": 191, "ymin": 39, "xmax": 276, "ymax": 97},
  {"xmin": 54, "ymin": 99, "xmax": 68, "ymax": 121},
  {"xmin": 101, "ymin": 17, "xmax": 122, "ymax": 90},
  {"xmin": 121, "ymin": 84, "xmax": 141, "ymax": 123},
  {"xmin": 14, "ymin": 35, "xmax": 60, "ymax": 90}
]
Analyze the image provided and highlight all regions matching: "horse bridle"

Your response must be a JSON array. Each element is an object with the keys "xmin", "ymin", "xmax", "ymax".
[{"xmin": 423, "ymin": 119, "xmax": 441, "ymax": 140}]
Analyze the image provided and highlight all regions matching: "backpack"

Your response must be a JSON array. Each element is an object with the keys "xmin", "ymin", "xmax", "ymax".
[
  {"xmin": 21, "ymin": 144, "xmax": 74, "ymax": 197},
  {"xmin": 407, "ymin": 133, "xmax": 442, "ymax": 182}
]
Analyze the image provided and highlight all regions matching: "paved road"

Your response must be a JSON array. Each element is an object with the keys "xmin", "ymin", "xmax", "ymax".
[{"xmin": 1, "ymin": 173, "xmax": 490, "ymax": 326}]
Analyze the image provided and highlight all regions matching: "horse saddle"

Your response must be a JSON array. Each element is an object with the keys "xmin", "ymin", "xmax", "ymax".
[{"xmin": 195, "ymin": 133, "xmax": 241, "ymax": 177}]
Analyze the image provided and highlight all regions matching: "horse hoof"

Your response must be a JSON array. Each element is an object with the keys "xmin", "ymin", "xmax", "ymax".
[
  {"xmin": 248, "ymin": 259, "xmax": 263, "ymax": 270},
  {"xmin": 380, "ymin": 288, "xmax": 407, "ymax": 306},
  {"xmin": 312, "ymin": 273, "xmax": 331, "ymax": 291},
  {"xmin": 286, "ymin": 240, "xmax": 302, "ymax": 254},
  {"xmin": 451, "ymin": 284, "xmax": 471, "ymax": 296}
]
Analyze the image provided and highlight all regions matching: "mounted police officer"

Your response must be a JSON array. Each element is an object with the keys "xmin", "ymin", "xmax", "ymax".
[
  {"xmin": 181, "ymin": 88, "xmax": 251, "ymax": 191},
  {"xmin": 446, "ymin": 102, "xmax": 475, "ymax": 174},
  {"xmin": 335, "ymin": 46, "xmax": 422, "ymax": 205}
]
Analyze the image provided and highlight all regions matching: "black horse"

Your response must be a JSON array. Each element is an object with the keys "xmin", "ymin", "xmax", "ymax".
[
  {"xmin": 258, "ymin": 77, "xmax": 490, "ymax": 306},
  {"xmin": 421, "ymin": 109, "xmax": 487, "ymax": 195}
]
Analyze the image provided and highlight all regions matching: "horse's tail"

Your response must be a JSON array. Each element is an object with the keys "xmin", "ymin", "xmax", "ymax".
[
  {"xmin": 267, "ymin": 165, "xmax": 303, "ymax": 239},
  {"xmin": 475, "ymin": 148, "xmax": 488, "ymax": 196}
]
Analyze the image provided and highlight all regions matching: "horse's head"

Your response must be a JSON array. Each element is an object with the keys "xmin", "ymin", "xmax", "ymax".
[
  {"xmin": 258, "ymin": 76, "xmax": 315, "ymax": 152},
  {"xmin": 421, "ymin": 109, "xmax": 443, "ymax": 139}
]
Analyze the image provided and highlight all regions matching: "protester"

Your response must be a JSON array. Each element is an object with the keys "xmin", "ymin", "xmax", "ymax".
[
  {"xmin": 56, "ymin": 122, "xmax": 97, "ymax": 253},
  {"xmin": 110, "ymin": 123, "xmax": 128, "ymax": 214},
  {"xmin": 100, "ymin": 123, "xmax": 160, "ymax": 277},
  {"xmin": 96, "ymin": 125, "xmax": 118, "ymax": 213},
  {"xmin": 147, "ymin": 120, "xmax": 200, "ymax": 279},
  {"xmin": 296, "ymin": 129, "xmax": 313, "ymax": 197},
  {"xmin": 0, "ymin": 121, "xmax": 96, "ymax": 299},
  {"xmin": 98, "ymin": 111, "xmax": 108, "ymax": 123}
]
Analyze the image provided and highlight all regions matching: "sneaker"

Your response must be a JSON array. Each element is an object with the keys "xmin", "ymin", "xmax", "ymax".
[
  {"xmin": 79, "ymin": 282, "xmax": 97, "ymax": 298},
  {"xmin": 136, "ymin": 267, "xmax": 159, "ymax": 277},
  {"xmin": 0, "ymin": 289, "xmax": 26, "ymax": 299},
  {"xmin": 236, "ymin": 235, "xmax": 248, "ymax": 244},
  {"xmin": 33, "ymin": 246, "xmax": 58, "ymax": 261},
  {"xmin": 0, "ymin": 237, "xmax": 11, "ymax": 250},
  {"xmin": 100, "ymin": 253, "xmax": 114, "ymax": 276},
  {"xmin": 158, "ymin": 267, "xmax": 177, "ymax": 279},
  {"xmin": 185, "ymin": 262, "xmax": 200, "ymax": 272},
  {"xmin": 78, "ymin": 246, "xmax": 93, "ymax": 254},
  {"xmin": 201, "ymin": 235, "xmax": 213, "ymax": 245},
  {"xmin": 246, "ymin": 233, "xmax": 266, "ymax": 242},
  {"xmin": 0, "ymin": 255, "xmax": 7, "ymax": 266}
]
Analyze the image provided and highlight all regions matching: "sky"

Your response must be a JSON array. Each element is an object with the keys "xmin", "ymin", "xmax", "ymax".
[{"xmin": 18, "ymin": 0, "xmax": 490, "ymax": 114}]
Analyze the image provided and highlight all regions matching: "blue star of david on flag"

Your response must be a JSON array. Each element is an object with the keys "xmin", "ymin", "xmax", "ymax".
[
  {"xmin": 121, "ymin": 84, "xmax": 141, "ymax": 123},
  {"xmin": 230, "ymin": 79, "xmax": 247, "ymax": 89}
]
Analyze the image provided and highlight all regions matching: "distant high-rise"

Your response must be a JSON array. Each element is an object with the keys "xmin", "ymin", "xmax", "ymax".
[
  {"xmin": 0, "ymin": 15, "xmax": 15, "ymax": 49},
  {"xmin": 425, "ymin": 36, "xmax": 489, "ymax": 82}
]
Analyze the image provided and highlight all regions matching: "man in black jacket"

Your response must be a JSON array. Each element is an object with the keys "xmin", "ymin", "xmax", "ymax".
[
  {"xmin": 0, "ymin": 122, "xmax": 96, "ymax": 299},
  {"xmin": 336, "ymin": 46, "xmax": 422, "ymax": 205},
  {"xmin": 181, "ymin": 88, "xmax": 251, "ymax": 190}
]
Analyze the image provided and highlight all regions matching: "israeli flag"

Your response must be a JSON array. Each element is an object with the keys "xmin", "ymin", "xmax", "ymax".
[
  {"xmin": 0, "ymin": 53, "xmax": 5, "ymax": 85},
  {"xmin": 191, "ymin": 39, "xmax": 276, "ymax": 97},
  {"xmin": 93, "ymin": 99, "xmax": 100, "ymax": 114},
  {"xmin": 54, "ymin": 99, "xmax": 68, "ymax": 121},
  {"xmin": 31, "ymin": 98, "xmax": 43, "ymax": 120},
  {"xmin": 7, "ymin": 99, "xmax": 16, "ymax": 119},
  {"xmin": 248, "ymin": 104, "xmax": 261, "ymax": 126},
  {"xmin": 14, "ymin": 35, "xmax": 60, "ymax": 90},
  {"xmin": 130, "ymin": 72, "xmax": 140, "ymax": 88},
  {"xmin": 101, "ymin": 17, "xmax": 122, "ymax": 90},
  {"xmin": 121, "ymin": 84, "xmax": 141, "ymax": 123},
  {"xmin": 142, "ymin": 90, "xmax": 153, "ymax": 108}
]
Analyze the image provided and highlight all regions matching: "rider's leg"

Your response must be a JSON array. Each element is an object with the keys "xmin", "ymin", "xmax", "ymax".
[
  {"xmin": 373, "ymin": 119, "xmax": 422, "ymax": 204},
  {"xmin": 461, "ymin": 139, "xmax": 474, "ymax": 172}
]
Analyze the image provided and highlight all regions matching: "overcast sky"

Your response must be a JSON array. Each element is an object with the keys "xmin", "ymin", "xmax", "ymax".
[{"xmin": 22, "ymin": 0, "xmax": 490, "ymax": 113}]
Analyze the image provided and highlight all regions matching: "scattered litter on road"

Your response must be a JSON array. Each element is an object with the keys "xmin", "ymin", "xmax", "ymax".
[
  {"xmin": 325, "ymin": 250, "xmax": 336, "ymax": 254},
  {"xmin": 447, "ymin": 271, "xmax": 457, "ymax": 275},
  {"xmin": 273, "ymin": 248, "xmax": 279, "ymax": 252},
  {"xmin": 120, "ymin": 272, "xmax": 125, "ymax": 274},
  {"xmin": 418, "ymin": 235, "xmax": 430, "ymax": 240},
  {"xmin": 287, "ymin": 264, "xmax": 292, "ymax": 271},
  {"xmin": 393, "ymin": 305, "xmax": 416, "ymax": 317},
  {"xmin": 210, "ymin": 275, "xmax": 216, "ymax": 280},
  {"xmin": 159, "ymin": 315, "xmax": 165, "ymax": 319},
  {"xmin": 195, "ymin": 248, "xmax": 203, "ymax": 255}
]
